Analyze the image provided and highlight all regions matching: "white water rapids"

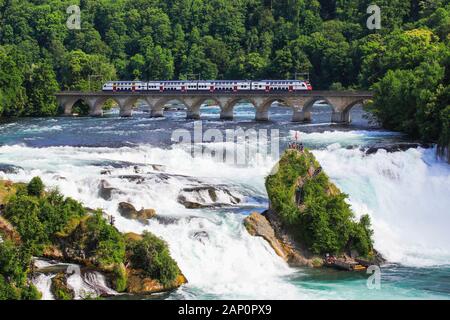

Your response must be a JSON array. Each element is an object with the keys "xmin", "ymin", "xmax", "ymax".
[{"xmin": 1, "ymin": 130, "xmax": 449, "ymax": 299}]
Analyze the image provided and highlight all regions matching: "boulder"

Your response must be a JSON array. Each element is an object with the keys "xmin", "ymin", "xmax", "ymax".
[
  {"xmin": 177, "ymin": 186, "xmax": 241, "ymax": 209},
  {"xmin": 0, "ymin": 164, "xmax": 23, "ymax": 174},
  {"xmin": 249, "ymin": 149, "xmax": 386, "ymax": 269},
  {"xmin": 117, "ymin": 175, "xmax": 146, "ymax": 184},
  {"xmin": 98, "ymin": 180, "xmax": 118, "ymax": 200},
  {"xmin": 245, "ymin": 210, "xmax": 319, "ymax": 267},
  {"xmin": 365, "ymin": 142, "xmax": 432, "ymax": 155},
  {"xmin": 244, "ymin": 213, "xmax": 287, "ymax": 260},
  {"xmin": 126, "ymin": 269, "xmax": 187, "ymax": 295},
  {"xmin": 191, "ymin": 231, "xmax": 209, "ymax": 244},
  {"xmin": 150, "ymin": 164, "xmax": 165, "ymax": 172},
  {"xmin": 51, "ymin": 273, "xmax": 75, "ymax": 300},
  {"xmin": 42, "ymin": 244, "xmax": 64, "ymax": 260},
  {"xmin": 118, "ymin": 202, "xmax": 156, "ymax": 224}
]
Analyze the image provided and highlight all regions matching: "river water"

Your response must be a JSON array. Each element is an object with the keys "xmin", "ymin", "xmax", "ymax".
[{"xmin": 0, "ymin": 104, "xmax": 449, "ymax": 300}]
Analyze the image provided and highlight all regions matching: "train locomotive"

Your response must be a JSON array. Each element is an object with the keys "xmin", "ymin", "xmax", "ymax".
[{"xmin": 102, "ymin": 80, "xmax": 313, "ymax": 93}]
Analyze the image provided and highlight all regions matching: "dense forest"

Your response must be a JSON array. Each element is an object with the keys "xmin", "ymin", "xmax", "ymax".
[{"xmin": 0, "ymin": 0, "xmax": 449, "ymax": 156}]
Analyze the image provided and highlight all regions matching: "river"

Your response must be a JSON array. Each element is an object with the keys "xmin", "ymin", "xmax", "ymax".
[{"xmin": 0, "ymin": 103, "xmax": 449, "ymax": 300}]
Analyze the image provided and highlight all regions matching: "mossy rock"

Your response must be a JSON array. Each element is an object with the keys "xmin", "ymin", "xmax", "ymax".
[
  {"xmin": 110, "ymin": 263, "xmax": 128, "ymax": 293},
  {"xmin": 51, "ymin": 273, "xmax": 75, "ymax": 300},
  {"xmin": 0, "ymin": 180, "xmax": 25, "ymax": 205},
  {"xmin": 265, "ymin": 149, "xmax": 375, "ymax": 257}
]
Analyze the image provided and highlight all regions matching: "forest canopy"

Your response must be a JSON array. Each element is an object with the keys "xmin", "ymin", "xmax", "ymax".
[{"xmin": 0, "ymin": 0, "xmax": 449, "ymax": 154}]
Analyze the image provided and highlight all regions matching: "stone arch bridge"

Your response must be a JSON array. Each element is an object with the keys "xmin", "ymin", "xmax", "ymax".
[{"xmin": 56, "ymin": 91, "xmax": 373, "ymax": 123}]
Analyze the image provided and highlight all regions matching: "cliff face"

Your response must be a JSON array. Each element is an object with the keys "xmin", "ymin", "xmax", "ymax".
[{"xmin": 245, "ymin": 149, "xmax": 381, "ymax": 267}]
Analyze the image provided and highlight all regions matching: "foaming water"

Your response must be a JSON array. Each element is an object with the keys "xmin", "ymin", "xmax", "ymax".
[
  {"xmin": 1, "ymin": 111, "xmax": 449, "ymax": 299},
  {"xmin": 313, "ymin": 145, "xmax": 450, "ymax": 267}
]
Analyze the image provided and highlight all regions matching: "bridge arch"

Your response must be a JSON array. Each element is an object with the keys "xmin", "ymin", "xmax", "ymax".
[
  {"xmin": 150, "ymin": 97, "xmax": 190, "ymax": 119},
  {"xmin": 342, "ymin": 98, "xmax": 365, "ymax": 114},
  {"xmin": 190, "ymin": 97, "xmax": 223, "ymax": 120},
  {"xmin": 258, "ymin": 97, "xmax": 299, "ymax": 122},
  {"xmin": 60, "ymin": 97, "xmax": 102, "ymax": 116},
  {"xmin": 302, "ymin": 97, "xmax": 333, "ymax": 114},
  {"xmin": 220, "ymin": 97, "xmax": 258, "ymax": 120},
  {"xmin": 260, "ymin": 97, "xmax": 294, "ymax": 111}
]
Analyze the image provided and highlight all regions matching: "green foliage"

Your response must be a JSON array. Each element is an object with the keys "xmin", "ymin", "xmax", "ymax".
[
  {"xmin": 126, "ymin": 231, "xmax": 180, "ymax": 287},
  {"xmin": 0, "ymin": 46, "xmax": 26, "ymax": 116},
  {"xmin": 84, "ymin": 212, "xmax": 126, "ymax": 268},
  {"xmin": 57, "ymin": 211, "xmax": 126, "ymax": 269},
  {"xmin": 27, "ymin": 177, "xmax": 44, "ymax": 197},
  {"xmin": 4, "ymin": 194, "xmax": 47, "ymax": 252},
  {"xmin": 4, "ymin": 178, "xmax": 87, "ymax": 255},
  {"xmin": 266, "ymin": 150, "xmax": 374, "ymax": 256},
  {"xmin": 23, "ymin": 63, "xmax": 59, "ymax": 116},
  {"xmin": 0, "ymin": 1, "xmax": 448, "ymax": 156},
  {"xmin": 0, "ymin": 240, "xmax": 40, "ymax": 300},
  {"xmin": 112, "ymin": 263, "xmax": 128, "ymax": 293},
  {"xmin": 51, "ymin": 273, "xmax": 74, "ymax": 300},
  {"xmin": 0, "ymin": 275, "xmax": 20, "ymax": 300}
]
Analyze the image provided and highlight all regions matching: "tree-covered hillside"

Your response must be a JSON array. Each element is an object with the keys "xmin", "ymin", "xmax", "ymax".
[{"xmin": 0, "ymin": 0, "xmax": 449, "ymax": 156}]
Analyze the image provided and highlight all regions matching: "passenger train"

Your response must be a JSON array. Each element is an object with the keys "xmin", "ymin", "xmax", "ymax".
[{"xmin": 102, "ymin": 80, "xmax": 313, "ymax": 93}]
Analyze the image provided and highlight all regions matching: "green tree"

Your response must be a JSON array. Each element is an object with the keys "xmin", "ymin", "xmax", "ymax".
[
  {"xmin": 24, "ymin": 63, "xmax": 59, "ymax": 116},
  {"xmin": 27, "ymin": 177, "xmax": 44, "ymax": 197},
  {"xmin": 127, "ymin": 231, "xmax": 180, "ymax": 286},
  {"xmin": 60, "ymin": 50, "xmax": 116, "ymax": 91},
  {"xmin": 144, "ymin": 45, "xmax": 175, "ymax": 80},
  {"xmin": 0, "ymin": 46, "xmax": 26, "ymax": 116}
]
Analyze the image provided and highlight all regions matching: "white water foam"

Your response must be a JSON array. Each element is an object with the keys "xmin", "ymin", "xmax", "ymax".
[
  {"xmin": 313, "ymin": 144, "xmax": 450, "ymax": 267},
  {"xmin": 2, "ymin": 129, "xmax": 449, "ymax": 299}
]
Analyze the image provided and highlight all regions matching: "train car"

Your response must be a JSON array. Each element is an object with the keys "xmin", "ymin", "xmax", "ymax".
[
  {"xmin": 102, "ymin": 80, "xmax": 312, "ymax": 93},
  {"xmin": 214, "ymin": 81, "xmax": 234, "ymax": 92},
  {"xmin": 185, "ymin": 81, "xmax": 198, "ymax": 91},
  {"xmin": 147, "ymin": 81, "xmax": 162, "ymax": 92},
  {"xmin": 162, "ymin": 81, "xmax": 185, "ymax": 92},
  {"xmin": 214, "ymin": 81, "xmax": 249, "ymax": 92},
  {"xmin": 251, "ymin": 81, "xmax": 268, "ymax": 91},
  {"xmin": 102, "ymin": 81, "xmax": 146, "ymax": 92},
  {"xmin": 197, "ymin": 81, "xmax": 215, "ymax": 92},
  {"xmin": 251, "ymin": 80, "xmax": 312, "ymax": 92}
]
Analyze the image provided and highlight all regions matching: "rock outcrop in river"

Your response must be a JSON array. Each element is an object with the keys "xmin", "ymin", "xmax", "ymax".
[
  {"xmin": 0, "ymin": 178, "xmax": 186, "ymax": 299},
  {"xmin": 245, "ymin": 148, "xmax": 384, "ymax": 270}
]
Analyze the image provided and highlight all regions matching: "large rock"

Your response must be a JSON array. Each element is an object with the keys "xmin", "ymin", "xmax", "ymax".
[
  {"xmin": 126, "ymin": 269, "xmax": 187, "ymax": 295},
  {"xmin": 178, "ymin": 186, "xmax": 241, "ymax": 209},
  {"xmin": 245, "ymin": 149, "xmax": 385, "ymax": 269},
  {"xmin": 118, "ymin": 202, "xmax": 156, "ymax": 224},
  {"xmin": 98, "ymin": 180, "xmax": 118, "ymax": 200},
  {"xmin": 0, "ymin": 164, "xmax": 23, "ymax": 174},
  {"xmin": 244, "ymin": 211, "xmax": 319, "ymax": 267},
  {"xmin": 51, "ymin": 273, "xmax": 75, "ymax": 300},
  {"xmin": 365, "ymin": 142, "xmax": 432, "ymax": 155},
  {"xmin": 244, "ymin": 213, "xmax": 287, "ymax": 260}
]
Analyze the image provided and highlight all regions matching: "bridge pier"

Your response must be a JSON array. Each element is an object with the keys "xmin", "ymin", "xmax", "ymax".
[
  {"xmin": 220, "ymin": 107, "xmax": 234, "ymax": 120},
  {"xmin": 150, "ymin": 108, "xmax": 164, "ymax": 118},
  {"xmin": 331, "ymin": 111, "xmax": 350, "ymax": 124},
  {"xmin": 89, "ymin": 106, "xmax": 103, "ymax": 117},
  {"xmin": 292, "ymin": 110, "xmax": 311, "ymax": 122},
  {"xmin": 255, "ymin": 109, "xmax": 269, "ymax": 122},
  {"xmin": 186, "ymin": 109, "xmax": 200, "ymax": 120},
  {"xmin": 120, "ymin": 106, "xmax": 133, "ymax": 117}
]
